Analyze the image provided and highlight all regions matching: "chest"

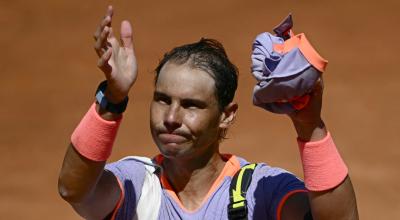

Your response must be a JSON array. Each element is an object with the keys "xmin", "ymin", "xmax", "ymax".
[{"xmin": 158, "ymin": 181, "xmax": 258, "ymax": 220}]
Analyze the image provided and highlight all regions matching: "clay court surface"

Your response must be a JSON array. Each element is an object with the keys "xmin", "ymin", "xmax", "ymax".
[{"xmin": 1, "ymin": 0, "xmax": 399, "ymax": 219}]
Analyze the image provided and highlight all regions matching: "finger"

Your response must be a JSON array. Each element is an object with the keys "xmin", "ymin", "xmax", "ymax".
[
  {"xmin": 93, "ymin": 16, "xmax": 111, "ymax": 41},
  {"xmin": 107, "ymin": 27, "xmax": 120, "ymax": 56},
  {"xmin": 94, "ymin": 26, "xmax": 110, "ymax": 56},
  {"xmin": 93, "ymin": 6, "xmax": 114, "ymax": 41},
  {"xmin": 97, "ymin": 48, "xmax": 112, "ymax": 76},
  {"xmin": 120, "ymin": 20, "xmax": 133, "ymax": 49},
  {"xmin": 106, "ymin": 5, "xmax": 114, "ymax": 19},
  {"xmin": 108, "ymin": 26, "xmax": 116, "ymax": 39}
]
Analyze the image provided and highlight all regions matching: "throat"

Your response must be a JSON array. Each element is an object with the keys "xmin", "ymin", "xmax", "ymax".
[{"xmin": 162, "ymin": 153, "xmax": 226, "ymax": 211}]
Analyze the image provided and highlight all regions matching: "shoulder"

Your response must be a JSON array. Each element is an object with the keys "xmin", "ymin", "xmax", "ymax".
[
  {"xmin": 233, "ymin": 156, "xmax": 305, "ymax": 200},
  {"xmin": 230, "ymin": 155, "xmax": 303, "ymax": 185},
  {"xmin": 105, "ymin": 156, "xmax": 155, "ymax": 190},
  {"xmin": 106, "ymin": 156, "xmax": 146, "ymax": 176},
  {"xmin": 251, "ymin": 163, "xmax": 305, "ymax": 192},
  {"xmin": 247, "ymin": 163, "xmax": 306, "ymax": 219},
  {"xmin": 104, "ymin": 156, "xmax": 157, "ymax": 219},
  {"xmin": 253, "ymin": 163, "xmax": 300, "ymax": 180}
]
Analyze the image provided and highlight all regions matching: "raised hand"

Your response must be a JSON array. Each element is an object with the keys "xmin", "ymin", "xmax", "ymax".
[
  {"xmin": 288, "ymin": 77, "xmax": 326, "ymax": 141},
  {"xmin": 289, "ymin": 77, "xmax": 324, "ymax": 125},
  {"xmin": 93, "ymin": 5, "xmax": 138, "ymax": 104}
]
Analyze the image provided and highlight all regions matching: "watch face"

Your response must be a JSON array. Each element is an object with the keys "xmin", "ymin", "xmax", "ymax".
[
  {"xmin": 95, "ymin": 81, "xmax": 128, "ymax": 114},
  {"xmin": 96, "ymin": 90, "xmax": 103, "ymax": 102}
]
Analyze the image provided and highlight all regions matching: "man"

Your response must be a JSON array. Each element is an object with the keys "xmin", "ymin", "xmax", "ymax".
[{"xmin": 58, "ymin": 6, "xmax": 359, "ymax": 220}]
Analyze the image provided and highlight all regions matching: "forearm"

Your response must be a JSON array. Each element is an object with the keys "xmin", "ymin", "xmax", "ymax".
[
  {"xmin": 58, "ymin": 144, "xmax": 106, "ymax": 203},
  {"xmin": 292, "ymin": 119, "xmax": 359, "ymax": 219},
  {"xmin": 58, "ymin": 144, "xmax": 121, "ymax": 219},
  {"xmin": 58, "ymin": 103, "xmax": 121, "ymax": 203},
  {"xmin": 291, "ymin": 118, "xmax": 326, "ymax": 142}
]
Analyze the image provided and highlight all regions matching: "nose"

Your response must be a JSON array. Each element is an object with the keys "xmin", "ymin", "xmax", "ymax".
[{"xmin": 164, "ymin": 103, "xmax": 182, "ymax": 132}]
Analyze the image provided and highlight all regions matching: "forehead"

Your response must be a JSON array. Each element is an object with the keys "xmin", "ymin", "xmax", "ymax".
[{"xmin": 156, "ymin": 62, "xmax": 216, "ymax": 101}]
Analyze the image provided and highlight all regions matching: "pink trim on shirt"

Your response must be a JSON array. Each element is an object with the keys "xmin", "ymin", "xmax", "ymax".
[
  {"xmin": 154, "ymin": 154, "xmax": 241, "ymax": 213},
  {"xmin": 276, "ymin": 189, "xmax": 308, "ymax": 220},
  {"xmin": 110, "ymin": 176, "xmax": 125, "ymax": 220}
]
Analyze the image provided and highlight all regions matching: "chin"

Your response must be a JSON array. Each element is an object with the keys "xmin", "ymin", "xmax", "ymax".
[{"xmin": 156, "ymin": 142, "xmax": 192, "ymax": 159}]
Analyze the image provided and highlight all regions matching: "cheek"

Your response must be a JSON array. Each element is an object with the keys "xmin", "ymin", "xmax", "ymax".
[
  {"xmin": 150, "ymin": 102, "xmax": 162, "ymax": 125},
  {"xmin": 185, "ymin": 111, "xmax": 197, "ymax": 124},
  {"xmin": 184, "ymin": 111, "xmax": 220, "ymax": 136}
]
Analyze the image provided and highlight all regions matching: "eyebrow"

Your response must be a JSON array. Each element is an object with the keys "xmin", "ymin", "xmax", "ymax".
[{"xmin": 153, "ymin": 91, "xmax": 168, "ymax": 99}]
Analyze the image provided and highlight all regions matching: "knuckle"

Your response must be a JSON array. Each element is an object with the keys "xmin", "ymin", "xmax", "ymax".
[
  {"xmin": 97, "ymin": 60, "xmax": 103, "ymax": 68},
  {"xmin": 101, "ymin": 18, "xmax": 109, "ymax": 26},
  {"xmin": 101, "ymin": 30, "xmax": 107, "ymax": 38},
  {"xmin": 101, "ymin": 49, "xmax": 110, "ymax": 58},
  {"xmin": 93, "ymin": 34, "xmax": 99, "ymax": 40},
  {"xmin": 94, "ymin": 43, "xmax": 101, "ymax": 51},
  {"xmin": 101, "ymin": 52, "xmax": 108, "ymax": 59}
]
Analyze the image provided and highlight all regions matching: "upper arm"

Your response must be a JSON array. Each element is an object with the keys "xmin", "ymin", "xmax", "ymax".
[
  {"xmin": 71, "ymin": 170, "xmax": 122, "ymax": 220},
  {"xmin": 280, "ymin": 176, "xmax": 359, "ymax": 220},
  {"xmin": 280, "ymin": 191, "xmax": 312, "ymax": 220},
  {"xmin": 249, "ymin": 165, "xmax": 308, "ymax": 219},
  {"xmin": 307, "ymin": 176, "xmax": 359, "ymax": 220}
]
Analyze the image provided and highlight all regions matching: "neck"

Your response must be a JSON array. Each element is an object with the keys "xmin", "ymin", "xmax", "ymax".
[{"xmin": 161, "ymin": 143, "xmax": 226, "ymax": 210}]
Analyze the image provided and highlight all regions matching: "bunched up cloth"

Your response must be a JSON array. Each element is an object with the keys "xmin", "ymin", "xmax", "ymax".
[{"xmin": 251, "ymin": 15, "xmax": 328, "ymax": 114}]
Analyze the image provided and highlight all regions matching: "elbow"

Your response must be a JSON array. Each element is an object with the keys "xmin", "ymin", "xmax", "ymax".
[
  {"xmin": 58, "ymin": 176, "xmax": 88, "ymax": 204},
  {"xmin": 57, "ymin": 180, "xmax": 73, "ymax": 202}
]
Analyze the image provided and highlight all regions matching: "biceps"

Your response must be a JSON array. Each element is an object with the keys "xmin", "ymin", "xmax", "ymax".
[
  {"xmin": 72, "ymin": 170, "xmax": 122, "ymax": 220},
  {"xmin": 280, "ymin": 192, "xmax": 312, "ymax": 220}
]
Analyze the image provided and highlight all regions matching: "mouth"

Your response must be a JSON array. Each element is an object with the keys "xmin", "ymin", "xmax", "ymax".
[
  {"xmin": 157, "ymin": 132, "xmax": 190, "ymax": 145},
  {"xmin": 158, "ymin": 133, "xmax": 187, "ymax": 144},
  {"xmin": 158, "ymin": 133, "xmax": 188, "ymax": 145}
]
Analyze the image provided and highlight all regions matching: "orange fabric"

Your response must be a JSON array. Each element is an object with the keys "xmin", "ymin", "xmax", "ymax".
[
  {"xmin": 273, "ymin": 33, "xmax": 328, "ymax": 73},
  {"xmin": 290, "ymin": 94, "xmax": 310, "ymax": 110},
  {"xmin": 275, "ymin": 94, "xmax": 311, "ymax": 110},
  {"xmin": 155, "ymin": 154, "xmax": 241, "ymax": 213},
  {"xmin": 110, "ymin": 177, "xmax": 125, "ymax": 220},
  {"xmin": 276, "ymin": 189, "xmax": 308, "ymax": 220}
]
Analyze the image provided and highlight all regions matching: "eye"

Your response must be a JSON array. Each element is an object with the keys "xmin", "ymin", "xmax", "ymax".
[
  {"xmin": 181, "ymin": 102, "xmax": 198, "ymax": 109},
  {"xmin": 181, "ymin": 100, "xmax": 206, "ymax": 109},
  {"xmin": 153, "ymin": 92, "xmax": 171, "ymax": 105}
]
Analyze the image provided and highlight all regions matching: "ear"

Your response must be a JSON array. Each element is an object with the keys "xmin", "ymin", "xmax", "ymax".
[{"xmin": 219, "ymin": 102, "xmax": 238, "ymax": 129}]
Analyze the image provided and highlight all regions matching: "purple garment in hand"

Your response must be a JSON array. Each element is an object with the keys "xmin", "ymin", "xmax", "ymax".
[{"xmin": 251, "ymin": 16, "xmax": 323, "ymax": 114}]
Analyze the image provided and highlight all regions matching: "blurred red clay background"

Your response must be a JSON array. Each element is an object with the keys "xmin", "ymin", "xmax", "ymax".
[{"xmin": 1, "ymin": 0, "xmax": 399, "ymax": 219}]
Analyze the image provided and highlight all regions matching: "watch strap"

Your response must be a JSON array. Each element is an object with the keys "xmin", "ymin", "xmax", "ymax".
[{"xmin": 95, "ymin": 80, "xmax": 129, "ymax": 114}]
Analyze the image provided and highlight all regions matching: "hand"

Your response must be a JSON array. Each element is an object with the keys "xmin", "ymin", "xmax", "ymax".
[
  {"xmin": 94, "ymin": 6, "xmax": 138, "ymax": 104},
  {"xmin": 289, "ymin": 77, "xmax": 323, "ymax": 125},
  {"xmin": 289, "ymin": 77, "xmax": 326, "ymax": 141}
]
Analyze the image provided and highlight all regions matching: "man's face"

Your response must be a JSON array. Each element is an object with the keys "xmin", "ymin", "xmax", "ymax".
[{"xmin": 150, "ymin": 62, "xmax": 223, "ymax": 160}]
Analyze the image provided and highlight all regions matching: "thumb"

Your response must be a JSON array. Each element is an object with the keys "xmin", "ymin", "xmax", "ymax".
[{"xmin": 120, "ymin": 20, "xmax": 133, "ymax": 49}]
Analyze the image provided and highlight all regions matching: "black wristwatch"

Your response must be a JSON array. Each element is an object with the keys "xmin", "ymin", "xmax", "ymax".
[{"xmin": 95, "ymin": 80, "xmax": 129, "ymax": 114}]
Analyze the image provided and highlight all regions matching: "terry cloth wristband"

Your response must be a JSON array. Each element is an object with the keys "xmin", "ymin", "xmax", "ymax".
[
  {"xmin": 251, "ymin": 14, "xmax": 328, "ymax": 114},
  {"xmin": 71, "ymin": 103, "xmax": 122, "ymax": 161},
  {"xmin": 297, "ymin": 132, "xmax": 348, "ymax": 191}
]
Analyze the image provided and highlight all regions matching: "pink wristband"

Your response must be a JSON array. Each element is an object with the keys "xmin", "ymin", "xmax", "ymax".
[
  {"xmin": 71, "ymin": 103, "xmax": 122, "ymax": 161},
  {"xmin": 297, "ymin": 132, "xmax": 348, "ymax": 191}
]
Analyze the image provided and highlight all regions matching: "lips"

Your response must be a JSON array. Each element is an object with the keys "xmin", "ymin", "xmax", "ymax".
[{"xmin": 158, "ymin": 133, "xmax": 188, "ymax": 145}]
